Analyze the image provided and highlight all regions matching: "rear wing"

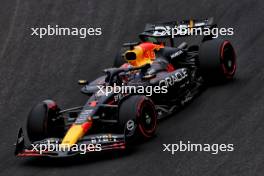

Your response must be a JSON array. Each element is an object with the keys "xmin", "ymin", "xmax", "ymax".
[{"xmin": 139, "ymin": 17, "xmax": 216, "ymax": 38}]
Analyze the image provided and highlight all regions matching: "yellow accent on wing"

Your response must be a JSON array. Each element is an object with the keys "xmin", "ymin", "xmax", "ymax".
[
  {"xmin": 60, "ymin": 125, "xmax": 85, "ymax": 147},
  {"xmin": 189, "ymin": 19, "xmax": 194, "ymax": 32}
]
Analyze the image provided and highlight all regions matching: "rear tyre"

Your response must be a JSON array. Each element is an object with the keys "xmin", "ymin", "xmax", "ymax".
[
  {"xmin": 199, "ymin": 39, "xmax": 236, "ymax": 82},
  {"xmin": 119, "ymin": 95, "xmax": 157, "ymax": 143},
  {"xmin": 26, "ymin": 100, "xmax": 64, "ymax": 142}
]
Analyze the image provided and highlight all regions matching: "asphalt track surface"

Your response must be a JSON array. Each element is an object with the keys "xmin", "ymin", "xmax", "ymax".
[{"xmin": 0, "ymin": 0, "xmax": 263, "ymax": 175}]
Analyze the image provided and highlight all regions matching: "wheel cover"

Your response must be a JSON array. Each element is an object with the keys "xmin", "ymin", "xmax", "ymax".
[
  {"xmin": 137, "ymin": 100, "xmax": 157, "ymax": 138},
  {"xmin": 220, "ymin": 41, "xmax": 236, "ymax": 78}
]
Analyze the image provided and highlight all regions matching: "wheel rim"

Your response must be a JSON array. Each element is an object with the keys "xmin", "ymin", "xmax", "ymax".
[
  {"xmin": 220, "ymin": 41, "xmax": 236, "ymax": 78},
  {"xmin": 138, "ymin": 100, "xmax": 157, "ymax": 137}
]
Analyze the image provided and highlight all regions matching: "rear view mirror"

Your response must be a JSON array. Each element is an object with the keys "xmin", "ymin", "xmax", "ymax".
[{"xmin": 78, "ymin": 80, "xmax": 88, "ymax": 85}]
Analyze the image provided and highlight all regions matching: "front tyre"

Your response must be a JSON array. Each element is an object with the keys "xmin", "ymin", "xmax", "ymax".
[
  {"xmin": 26, "ymin": 100, "xmax": 64, "ymax": 142},
  {"xmin": 119, "ymin": 95, "xmax": 157, "ymax": 143}
]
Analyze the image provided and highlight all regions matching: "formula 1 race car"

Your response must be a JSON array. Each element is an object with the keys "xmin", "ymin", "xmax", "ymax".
[{"xmin": 15, "ymin": 18, "xmax": 236, "ymax": 157}]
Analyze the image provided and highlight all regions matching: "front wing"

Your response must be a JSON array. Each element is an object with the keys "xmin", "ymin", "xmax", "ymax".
[{"xmin": 15, "ymin": 128, "xmax": 126, "ymax": 157}]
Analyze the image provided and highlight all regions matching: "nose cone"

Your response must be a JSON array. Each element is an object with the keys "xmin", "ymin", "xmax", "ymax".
[
  {"xmin": 60, "ymin": 125, "xmax": 84, "ymax": 147},
  {"xmin": 60, "ymin": 121, "xmax": 92, "ymax": 148}
]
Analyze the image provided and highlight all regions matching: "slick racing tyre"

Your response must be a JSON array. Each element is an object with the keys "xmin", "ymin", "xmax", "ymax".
[
  {"xmin": 119, "ymin": 95, "xmax": 157, "ymax": 143},
  {"xmin": 199, "ymin": 39, "xmax": 236, "ymax": 82},
  {"xmin": 113, "ymin": 48, "xmax": 127, "ymax": 67},
  {"xmin": 26, "ymin": 100, "xmax": 64, "ymax": 142}
]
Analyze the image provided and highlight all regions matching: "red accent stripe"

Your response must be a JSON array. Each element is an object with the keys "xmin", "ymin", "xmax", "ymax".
[
  {"xmin": 89, "ymin": 101, "xmax": 97, "ymax": 107},
  {"xmin": 81, "ymin": 121, "xmax": 92, "ymax": 133},
  {"xmin": 166, "ymin": 64, "xmax": 175, "ymax": 72}
]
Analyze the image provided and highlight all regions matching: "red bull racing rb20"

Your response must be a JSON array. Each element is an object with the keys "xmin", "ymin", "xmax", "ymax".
[{"xmin": 15, "ymin": 18, "xmax": 237, "ymax": 157}]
